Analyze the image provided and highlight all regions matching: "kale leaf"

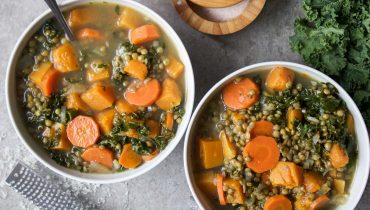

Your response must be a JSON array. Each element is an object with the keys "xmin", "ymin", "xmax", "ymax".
[{"xmin": 290, "ymin": 0, "xmax": 370, "ymax": 128}]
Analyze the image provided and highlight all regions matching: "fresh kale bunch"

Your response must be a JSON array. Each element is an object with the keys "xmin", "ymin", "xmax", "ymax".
[{"xmin": 290, "ymin": 0, "xmax": 370, "ymax": 127}]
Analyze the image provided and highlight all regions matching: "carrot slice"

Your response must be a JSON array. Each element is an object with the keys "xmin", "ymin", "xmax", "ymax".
[
  {"xmin": 66, "ymin": 115, "xmax": 100, "ymax": 148},
  {"xmin": 142, "ymin": 149, "xmax": 159, "ymax": 161},
  {"xmin": 119, "ymin": 143, "xmax": 142, "ymax": 168},
  {"xmin": 40, "ymin": 68, "xmax": 60, "ymax": 96},
  {"xmin": 309, "ymin": 195, "xmax": 330, "ymax": 210},
  {"xmin": 216, "ymin": 173, "xmax": 226, "ymax": 205},
  {"xmin": 165, "ymin": 111, "xmax": 174, "ymax": 130},
  {"xmin": 243, "ymin": 136, "xmax": 280, "ymax": 173},
  {"xmin": 81, "ymin": 147, "xmax": 114, "ymax": 168},
  {"xmin": 264, "ymin": 195, "xmax": 292, "ymax": 210},
  {"xmin": 329, "ymin": 143, "xmax": 349, "ymax": 168},
  {"xmin": 76, "ymin": 28, "xmax": 105, "ymax": 41},
  {"xmin": 250, "ymin": 120, "xmax": 274, "ymax": 138},
  {"xmin": 222, "ymin": 78, "xmax": 260, "ymax": 110},
  {"xmin": 124, "ymin": 79, "xmax": 161, "ymax": 107},
  {"xmin": 130, "ymin": 24, "xmax": 161, "ymax": 45}
]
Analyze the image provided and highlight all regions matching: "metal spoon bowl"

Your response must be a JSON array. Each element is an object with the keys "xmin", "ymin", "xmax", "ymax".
[{"xmin": 43, "ymin": 0, "xmax": 75, "ymax": 41}]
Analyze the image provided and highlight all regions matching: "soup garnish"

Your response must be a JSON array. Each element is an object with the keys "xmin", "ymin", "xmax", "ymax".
[
  {"xmin": 17, "ymin": 3, "xmax": 185, "ymax": 173},
  {"xmin": 193, "ymin": 67, "xmax": 357, "ymax": 210}
]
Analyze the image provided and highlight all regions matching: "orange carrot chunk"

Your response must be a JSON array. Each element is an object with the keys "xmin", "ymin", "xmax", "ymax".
[
  {"xmin": 222, "ymin": 78, "xmax": 260, "ymax": 110},
  {"xmin": 124, "ymin": 79, "xmax": 161, "ymax": 107},
  {"xmin": 66, "ymin": 115, "xmax": 100, "ymax": 148},
  {"xmin": 81, "ymin": 147, "xmax": 114, "ymax": 168},
  {"xmin": 76, "ymin": 28, "xmax": 105, "ymax": 42},
  {"xmin": 264, "ymin": 195, "xmax": 292, "ymax": 210},
  {"xmin": 119, "ymin": 143, "xmax": 143, "ymax": 169},
  {"xmin": 165, "ymin": 111, "xmax": 174, "ymax": 130},
  {"xmin": 130, "ymin": 24, "xmax": 161, "ymax": 45},
  {"xmin": 329, "ymin": 143, "xmax": 349, "ymax": 169},
  {"xmin": 250, "ymin": 120, "xmax": 274, "ymax": 138},
  {"xmin": 243, "ymin": 136, "xmax": 280, "ymax": 173},
  {"xmin": 309, "ymin": 195, "xmax": 330, "ymax": 210},
  {"xmin": 216, "ymin": 174, "xmax": 227, "ymax": 205}
]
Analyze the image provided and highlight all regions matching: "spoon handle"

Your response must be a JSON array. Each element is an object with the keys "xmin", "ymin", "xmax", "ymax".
[{"xmin": 44, "ymin": 0, "xmax": 75, "ymax": 41}]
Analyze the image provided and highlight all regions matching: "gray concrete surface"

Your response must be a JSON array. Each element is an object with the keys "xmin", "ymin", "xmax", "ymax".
[{"xmin": 0, "ymin": 0, "xmax": 369, "ymax": 209}]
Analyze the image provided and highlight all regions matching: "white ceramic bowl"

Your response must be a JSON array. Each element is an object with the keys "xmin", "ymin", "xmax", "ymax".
[
  {"xmin": 6, "ymin": 0, "xmax": 194, "ymax": 183},
  {"xmin": 184, "ymin": 62, "xmax": 369, "ymax": 210}
]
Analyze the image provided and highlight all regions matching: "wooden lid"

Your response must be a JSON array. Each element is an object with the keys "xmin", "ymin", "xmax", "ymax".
[
  {"xmin": 172, "ymin": 0, "xmax": 266, "ymax": 35},
  {"xmin": 188, "ymin": 0, "xmax": 243, "ymax": 8}
]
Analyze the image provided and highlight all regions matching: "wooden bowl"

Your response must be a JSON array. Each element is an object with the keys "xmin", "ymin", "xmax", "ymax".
[{"xmin": 172, "ymin": 0, "xmax": 266, "ymax": 35}]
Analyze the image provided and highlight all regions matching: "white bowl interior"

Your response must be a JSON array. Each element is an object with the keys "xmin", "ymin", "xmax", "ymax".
[
  {"xmin": 184, "ymin": 62, "xmax": 369, "ymax": 210},
  {"xmin": 6, "ymin": 0, "xmax": 194, "ymax": 183}
]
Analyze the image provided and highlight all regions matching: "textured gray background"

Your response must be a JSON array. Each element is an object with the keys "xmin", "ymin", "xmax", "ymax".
[{"xmin": 0, "ymin": 0, "xmax": 369, "ymax": 209}]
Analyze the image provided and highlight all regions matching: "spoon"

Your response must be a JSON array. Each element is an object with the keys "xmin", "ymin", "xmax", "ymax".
[
  {"xmin": 189, "ymin": 0, "xmax": 243, "ymax": 8},
  {"xmin": 44, "ymin": 0, "xmax": 75, "ymax": 41}
]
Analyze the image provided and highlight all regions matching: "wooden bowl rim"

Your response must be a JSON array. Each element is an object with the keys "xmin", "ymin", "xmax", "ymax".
[{"xmin": 172, "ymin": 0, "xmax": 266, "ymax": 35}]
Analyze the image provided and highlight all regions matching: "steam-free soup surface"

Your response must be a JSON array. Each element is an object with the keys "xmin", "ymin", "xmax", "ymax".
[
  {"xmin": 17, "ymin": 3, "xmax": 186, "ymax": 173},
  {"xmin": 191, "ymin": 67, "xmax": 357, "ymax": 210}
]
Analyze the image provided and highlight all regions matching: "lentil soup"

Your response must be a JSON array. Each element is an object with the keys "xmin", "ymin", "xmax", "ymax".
[
  {"xmin": 192, "ymin": 67, "xmax": 357, "ymax": 209},
  {"xmin": 16, "ymin": 3, "xmax": 186, "ymax": 173}
]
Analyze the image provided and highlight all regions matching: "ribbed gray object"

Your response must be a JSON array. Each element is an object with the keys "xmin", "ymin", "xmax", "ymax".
[{"xmin": 5, "ymin": 161, "xmax": 88, "ymax": 210}]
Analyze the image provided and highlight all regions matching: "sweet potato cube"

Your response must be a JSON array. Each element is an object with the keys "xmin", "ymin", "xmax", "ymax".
[
  {"xmin": 29, "ymin": 62, "xmax": 59, "ymax": 96},
  {"xmin": 86, "ymin": 61, "xmax": 110, "ymax": 82},
  {"xmin": 81, "ymin": 83, "xmax": 115, "ymax": 111},
  {"xmin": 329, "ymin": 143, "xmax": 349, "ymax": 169},
  {"xmin": 68, "ymin": 7, "xmax": 98, "ymax": 29},
  {"xmin": 199, "ymin": 138, "xmax": 224, "ymax": 169},
  {"xmin": 270, "ymin": 161, "xmax": 303, "ymax": 189},
  {"xmin": 166, "ymin": 58, "xmax": 184, "ymax": 79},
  {"xmin": 224, "ymin": 178, "xmax": 245, "ymax": 204},
  {"xmin": 303, "ymin": 171, "xmax": 324, "ymax": 193},
  {"xmin": 294, "ymin": 194, "xmax": 312, "ymax": 210},
  {"xmin": 287, "ymin": 107, "xmax": 303, "ymax": 130},
  {"xmin": 95, "ymin": 109, "xmax": 116, "ymax": 135},
  {"xmin": 333, "ymin": 179, "xmax": 346, "ymax": 194},
  {"xmin": 117, "ymin": 7, "xmax": 141, "ymax": 29},
  {"xmin": 266, "ymin": 66, "xmax": 295, "ymax": 91},
  {"xmin": 51, "ymin": 43, "xmax": 80, "ymax": 73},
  {"xmin": 29, "ymin": 62, "xmax": 52, "ymax": 88},
  {"xmin": 124, "ymin": 60, "xmax": 148, "ymax": 80},
  {"xmin": 65, "ymin": 93, "xmax": 89, "ymax": 112},
  {"xmin": 155, "ymin": 79, "xmax": 182, "ymax": 110},
  {"xmin": 115, "ymin": 99, "xmax": 138, "ymax": 114},
  {"xmin": 51, "ymin": 123, "xmax": 72, "ymax": 151},
  {"xmin": 219, "ymin": 130, "xmax": 237, "ymax": 159},
  {"xmin": 130, "ymin": 24, "xmax": 161, "ymax": 45},
  {"xmin": 195, "ymin": 171, "xmax": 217, "ymax": 197}
]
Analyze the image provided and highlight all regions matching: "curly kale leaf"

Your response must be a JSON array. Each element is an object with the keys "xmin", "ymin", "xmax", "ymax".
[{"xmin": 290, "ymin": 0, "xmax": 370, "ymax": 128}]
